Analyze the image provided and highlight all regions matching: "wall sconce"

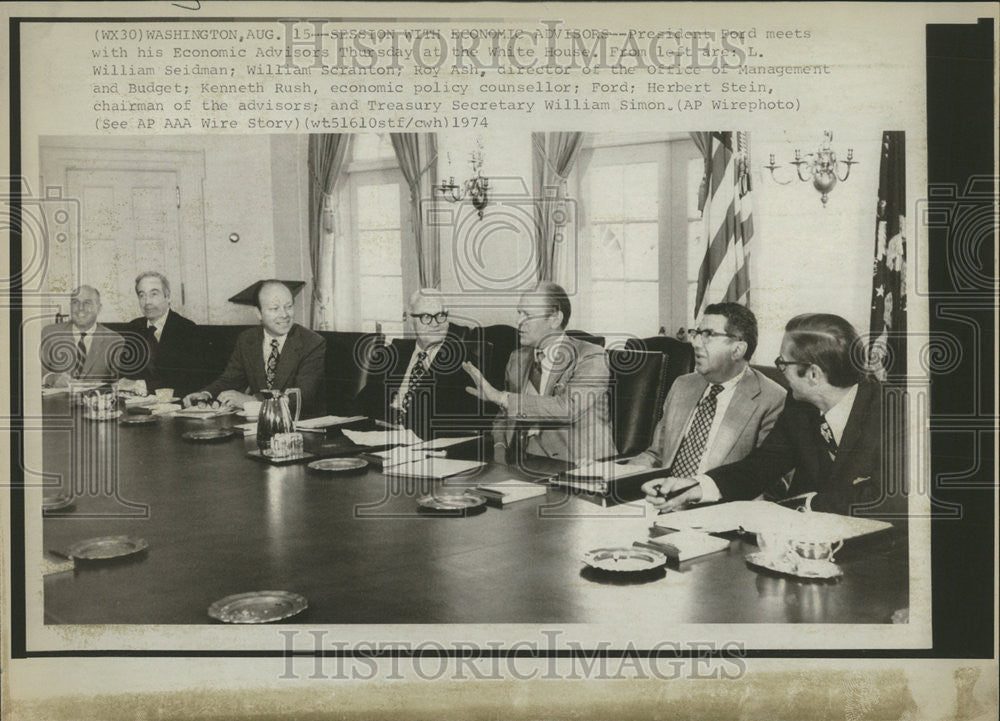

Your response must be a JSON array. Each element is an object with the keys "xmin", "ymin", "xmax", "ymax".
[
  {"xmin": 765, "ymin": 131, "xmax": 858, "ymax": 206},
  {"xmin": 434, "ymin": 141, "xmax": 489, "ymax": 219}
]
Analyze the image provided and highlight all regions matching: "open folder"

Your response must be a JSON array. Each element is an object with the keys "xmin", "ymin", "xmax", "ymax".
[{"xmin": 653, "ymin": 500, "xmax": 893, "ymax": 540}]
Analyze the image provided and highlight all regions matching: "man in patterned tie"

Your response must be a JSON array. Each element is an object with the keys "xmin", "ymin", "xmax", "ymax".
[
  {"xmin": 40, "ymin": 285, "xmax": 124, "ymax": 387},
  {"xmin": 354, "ymin": 289, "xmax": 483, "ymax": 439},
  {"xmin": 648, "ymin": 313, "xmax": 901, "ymax": 517},
  {"xmin": 633, "ymin": 302, "xmax": 786, "ymax": 483},
  {"xmin": 183, "ymin": 280, "xmax": 325, "ymax": 417},
  {"xmin": 122, "ymin": 271, "xmax": 201, "ymax": 396}
]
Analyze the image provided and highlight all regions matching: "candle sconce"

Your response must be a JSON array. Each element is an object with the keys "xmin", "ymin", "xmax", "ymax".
[
  {"xmin": 434, "ymin": 141, "xmax": 489, "ymax": 219},
  {"xmin": 765, "ymin": 131, "xmax": 858, "ymax": 206}
]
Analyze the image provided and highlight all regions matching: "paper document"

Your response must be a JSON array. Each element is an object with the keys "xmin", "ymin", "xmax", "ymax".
[
  {"xmin": 374, "ymin": 447, "xmax": 447, "ymax": 468},
  {"xmin": 567, "ymin": 461, "xmax": 657, "ymax": 480},
  {"xmin": 342, "ymin": 428, "xmax": 423, "ymax": 448},
  {"xmin": 297, "ymin": 415, "xmax": 366, "ymax": 429},
  {"xmin": 409, "ymin": 435, "xmax": 480, "ymax": 451}
]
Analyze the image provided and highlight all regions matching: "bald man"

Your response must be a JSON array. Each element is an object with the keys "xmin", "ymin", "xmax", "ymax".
[
  {"xmin": 354, "ymin": 289, "xmax": 487, "ymax": 439},
  {"xmin": 40, "ymin": 285, "xmax": 125, "ymax": 387},
  {"xmin": 183, "ymin": 280, "xmax": 325, "ymax": 417}
]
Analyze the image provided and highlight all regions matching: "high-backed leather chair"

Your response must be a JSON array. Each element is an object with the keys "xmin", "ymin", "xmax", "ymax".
[
  {"xmin": 319, "ymin": 330, "xmax": 384, "ymax": 415},
  {"xmin": 477, "ymin": 324, "xmax": 519, "ymax": 390},
  {"xmin": 566, "ymin": 329, "xmax": 605, "ymax": 347},
  {"xmin": 751, "ymin": 364, "xmax": 790, "ymax": 391},
  {"xmin": 625, "ymin": 335, "xmax": 694, "ymax": 399},
  {"xmin": 606, "ymin": 348, "xmax": 668, "ymax": 458}
]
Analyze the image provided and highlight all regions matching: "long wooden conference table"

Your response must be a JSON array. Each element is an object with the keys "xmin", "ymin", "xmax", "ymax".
[{"xmin": 42, "ymin": 396, "xmax": 908, "ymax": 625}]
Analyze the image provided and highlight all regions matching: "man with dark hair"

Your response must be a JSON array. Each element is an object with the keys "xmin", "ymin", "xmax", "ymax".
[
  {"xmin": 122, "ymin": 271, "xmax": 201, "ymax": 396},
  {"xmin": 354, "ymin": 289, "xmax": 487, "ymax": 439},
  {"xmin": 40, "ymin": 285, "xmax": 124, "ymax": 387},
  {"xmin": 631, "ymin": 302, "xmax": 785, "ymax": 476},
  {"xmin": 183, "ymin": 279, "xmax": 325, "ymax": 417},
  {"xmin": 645, "ymin": 313, "xmax": 900, "ymax": 516},
  {"xmin": 463, "ymin": 282, "xmax": 616, "ymax": 463}
]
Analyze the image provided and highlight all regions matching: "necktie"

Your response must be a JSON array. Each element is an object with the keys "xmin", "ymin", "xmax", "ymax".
[
  {"xmin": 669, "ymin": 383, "xmax": 725, "ymax": 477},
  {"xmin": 147, "ymin": 322, "xmax": 158, "ymax": 343},
  {"xmin": 397, "ymin": 350, "xmax": 428, "ymax": 422},
  {"xmin": 819, "ymin": 417, "xmax": 838, "ymax": 461},
  {"xmin": 265, "ymin": 339, "xmax": 280, "ymax": 389},
  {"xmin": 72, "ymin": 332, "xmax": 88, "ymax": 378},
  {"xmin": 529, "ymin": 349, "xmax": 544, "ymax": 392}
]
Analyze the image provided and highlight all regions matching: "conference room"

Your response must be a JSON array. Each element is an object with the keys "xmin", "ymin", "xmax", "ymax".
[{"xmin": 29, "ymin": 129, "xmax": 913, "ymax": 638}]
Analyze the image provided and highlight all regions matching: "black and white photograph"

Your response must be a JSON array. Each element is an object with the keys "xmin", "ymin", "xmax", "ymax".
[{"xmin": 2, "ymin": 3, "xmax": 996, "ymax": 720}]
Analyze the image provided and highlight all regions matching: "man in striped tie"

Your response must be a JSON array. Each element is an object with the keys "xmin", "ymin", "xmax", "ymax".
[
  {"xmin": 183, "ymin": 280, "xmax": 325, "ymax": 417},
  {"xmin": 647, "ymin": 313, "xmax": 902, "ymax": 517}
]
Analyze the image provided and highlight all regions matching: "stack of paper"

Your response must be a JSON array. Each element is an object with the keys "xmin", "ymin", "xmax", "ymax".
[
  {"xmin": 343, "ymin": 428, "xmax": 422, "ymax": 448},
  {"xmin": 383, "ymin": 457, "xmax": 485, "ymax": 479}
]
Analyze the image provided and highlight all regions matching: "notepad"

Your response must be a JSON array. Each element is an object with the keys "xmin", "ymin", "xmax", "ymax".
[
  {"xmin": 476, "ymin": 479, "xmax": 548, "ymax": 505},
  {"xmin": 640, "ymin": 531, "xmax": 731, "ymax": 562}
]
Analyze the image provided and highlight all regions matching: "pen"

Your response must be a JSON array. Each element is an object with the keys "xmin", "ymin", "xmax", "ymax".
[{"xmin": 655, "ymin": 482, "xmax": 700, "ymax": 514}]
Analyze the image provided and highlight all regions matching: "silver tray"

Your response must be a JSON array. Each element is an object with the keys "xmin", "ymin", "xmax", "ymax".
[
  {"xmin": 744, "ymin": 552, "xmax": 843, "ymax": 580},
  {"xmin": 183, "ymin": 428, "xmax": 236, "ymax": 442},
  {"xmin": 416, "ymin": 492, "xmax": 487, "ymax": 511},
  {"xmin": 42, "ymin": 493, "xmax": 74, "ymax": 512},
  {"xmin": 66, "ymin": 535, "xmax": 148, "ymax": 560},
  {"xmin": 308, "ymin": 457, "xmax": 368, "ymax": 473},
  {"xmin": 119, "ymin": 414, "xmax": 159, "ymax": 426},
  {"xmin": 208, "ymin": 591, "xmax": 308, "ymax": 624},
  {"xmin": 582, "ymin": 546, "xmax": 668, "ymax": 573}
]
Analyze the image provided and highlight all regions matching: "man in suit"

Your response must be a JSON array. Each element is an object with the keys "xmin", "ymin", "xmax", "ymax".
[
  {"xmin": 645, "ymin": 313, "xmax": 902, "ymax": 517},
  {"xmin": 183, "ymin": 280, "xmax": 325, "ymax": 417},
  {"xmin": 632, "ymin": 303, "xmax": 786, "ymax": 475},
  {"xmin": 122, "ymin": 271, "xmax": 201, "ymax": 396},
  {"xmin": 354, "ymin": 289, "xmax": 487, "ymax": 439},
  {"xmin": 464, "ymin": 281, "xmax": 616, "ymax": 464},
  {"xmin": 40, "ymin": 285, "xmax": 124, "ymax": 387}
]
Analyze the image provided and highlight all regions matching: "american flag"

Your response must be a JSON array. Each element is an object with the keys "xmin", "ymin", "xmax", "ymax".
[
  {"xmin": 868, "ymin": 131, "xmax": 907, "ymax": 380},
  {"xmin": 693, "ymin": 131, "xmax": 754, "ymax": 319}
]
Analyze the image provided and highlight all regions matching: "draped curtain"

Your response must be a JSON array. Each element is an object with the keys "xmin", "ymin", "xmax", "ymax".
[
  {"xmin": 390, "ymin": 133, "xmax": 440, "ymax": 289},
  {"xmin": 308, "ymin": 134, "xmax": 352, "ymax": 329},
  {"xmin": 532, "ymin": 132, "xmax": 584, "ymax": 282}
]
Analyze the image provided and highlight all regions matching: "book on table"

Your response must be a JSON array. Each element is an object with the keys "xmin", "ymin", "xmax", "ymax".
[
  {"xmin": 637, "ymin": 530, "xmax": 732, "ymax": 562},
  {"xmin": 475, "ymin": 479, "xmax": 548, "ymax": 505}
]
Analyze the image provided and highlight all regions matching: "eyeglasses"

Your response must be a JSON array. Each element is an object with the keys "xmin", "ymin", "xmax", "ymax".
[
  {"xmin": 408, "ymin": 311, "xmax": 448, "ymax": 326},
  {"xmin": 70, "ymin": 300, "xmax": 96, "ymax": 310},
  {"xmin": 774, "ymin": 356, "xmax": 811, "ymax": 372},
  {"xmin": 687, "ymin": 328, "xmax": 741, "ymax": 341}
]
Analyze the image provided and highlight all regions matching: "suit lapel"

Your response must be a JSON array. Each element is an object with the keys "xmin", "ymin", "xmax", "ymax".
[
  {"xmin": 82, "ymin": 331, "xmax": 103, "ymax": 376},
  {"xmin": 662, "ymin": 375, "xmax": 707, "ymax": 466},
  {"xmin": 705, "ymin": 370, "xmax": 760, "ymax": 469},
  {"xmin": 830, "ymin": 381, "xmax": 872, "ymax": 478},
  {"xmin": 540, "ymin": 336, "xmax": 576, "ymax": 395}
]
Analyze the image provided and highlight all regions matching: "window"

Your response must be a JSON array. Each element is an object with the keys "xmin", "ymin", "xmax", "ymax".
[
  {"xmin": 335, "ymin": 134, "xmax": 409, "ymax": 334},
  {"xmin": 685, "ymin": 155, "xmax": 706, "ymax": 330}
]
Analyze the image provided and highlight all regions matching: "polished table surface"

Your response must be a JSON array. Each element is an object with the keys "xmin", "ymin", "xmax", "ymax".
[{"xmin": 42, "ymin": 397, "xmax": 908, "ymax": 625}]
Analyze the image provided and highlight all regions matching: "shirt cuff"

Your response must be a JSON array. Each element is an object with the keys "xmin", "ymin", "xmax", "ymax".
[{"xmin": 696, "ymin": 474, "xmax": 722, "ymax": 503}]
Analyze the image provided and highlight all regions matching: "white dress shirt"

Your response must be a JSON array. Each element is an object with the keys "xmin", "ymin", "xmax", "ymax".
[
  {"xmin": 72, "ymin": 324, "xmax": 97, "ymax": 353},
  {"xmin": 147, "ymin": 312, "xmax": 168, "ymax": 342},
  {"xmin": 678, "ymin": 366, "xmax": 747, "ymax": 476},
  {"xmin": 262, "ymin": 332, "xmax": 289, "ymax": 371},
  {"xmin": 821, "ymin": 383, "xmax": 859, "ymax": 446}
]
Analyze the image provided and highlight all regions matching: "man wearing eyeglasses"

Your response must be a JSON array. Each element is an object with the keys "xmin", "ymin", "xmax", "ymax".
[
  {"xmin": 463, "ymin": 281, "xmax": 616, "ymax": 464},
  {"xmin": 646, "ymin": 313, "xmax": 900, "ymax": 516},
  {"xmin": 40, "ymin": 285, "xmax": 125, "ymax": 387},
  {"xmin": 631, "ymin": 303, "xmax": 786, "ymax": 480},
  {"xmin": 354, "ymin": 289, "xmax": 484, "ymax": 438}
]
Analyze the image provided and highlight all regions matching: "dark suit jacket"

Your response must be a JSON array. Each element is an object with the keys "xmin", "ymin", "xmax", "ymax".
[
  {"xmin": 202, "ymin": 323, "xmax": 326, "ymax": 418},
  {"xmin": 123, "ymin": 309, "xmax": 201, "ymax": 395},
  {"xmin": 40, "ymin": 322, "xmax": 125, "ymax": 384},
  {"xmin": 354, "ymin": 325, "xmax": 490, "ymax": 438},
  {"xmin": 707, "ymin": 378, "xmax": 903, "ymax": 516}
]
